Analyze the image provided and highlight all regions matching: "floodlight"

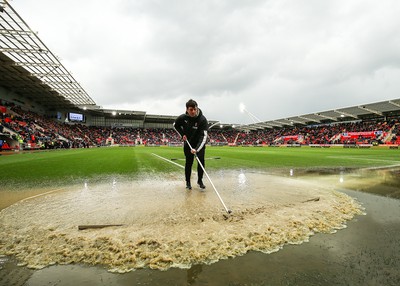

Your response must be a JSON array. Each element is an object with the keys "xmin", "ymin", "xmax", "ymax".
[{"xmin": 239, "ymin": 103, "xmax": 246, "ymax": 113}]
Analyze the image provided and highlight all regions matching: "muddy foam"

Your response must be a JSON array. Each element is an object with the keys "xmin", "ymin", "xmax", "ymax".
[{"xmin": 0, "ymin": 171, "xmax": 363, "ymax": 272}]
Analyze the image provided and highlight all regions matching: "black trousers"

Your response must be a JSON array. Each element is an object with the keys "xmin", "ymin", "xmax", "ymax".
[{"xmin": 184, "ymin": 143, "xmax": 205, "ymax": 183}]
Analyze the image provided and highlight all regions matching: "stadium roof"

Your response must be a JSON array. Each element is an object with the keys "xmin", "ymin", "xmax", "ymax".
[
  {"xmin": 240, "ymin": 99, "xmax": 400, "ymax": 130},
  {"xmin": 0, "ymin": 1, "xmax": 96, "ymax": 110}
]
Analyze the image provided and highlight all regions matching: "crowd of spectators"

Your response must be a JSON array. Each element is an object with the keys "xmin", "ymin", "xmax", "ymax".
[
  {"xmin": 391, "ymin": 123, "xmax": 400, "ymax": 144},
  {"xmin": 1, "ymin": 101, "xmax": 399, "ymax": 151}
]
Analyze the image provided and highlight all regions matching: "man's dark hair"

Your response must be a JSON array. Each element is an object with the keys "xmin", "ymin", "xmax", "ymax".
[{"xmin": 186, "ymin": 99, "xmax": 198, "ymax": 109}]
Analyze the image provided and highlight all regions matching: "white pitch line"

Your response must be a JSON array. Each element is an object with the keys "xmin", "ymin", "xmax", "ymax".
[
  {"xmin": 151, "ymin": 153, "xmax": 185, "ymax": 169},
  {"xmin": 171, "ymin": 157, "xmax": 220, "ymax": 161},
  {"xmin": 327, "ymin": 156, "xmax": 400, "ymax": 164},
  {"xmin": 363, "ymin": 164, "xmax": 400, "ymax": 170},
  {"xmin": 19, "ymin": 187, "xmax": 66, "ymax": 203}
]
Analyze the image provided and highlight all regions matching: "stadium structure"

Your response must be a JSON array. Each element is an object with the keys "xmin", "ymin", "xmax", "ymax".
[{"xmin": 1, "ymin": 1, "xmax": 400, "ymax": 150}]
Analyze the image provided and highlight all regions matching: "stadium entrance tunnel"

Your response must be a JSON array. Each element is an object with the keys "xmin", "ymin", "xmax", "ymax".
[{"xmin": 0, "ymin": 169, "xmax": 368, "ymax": 273}]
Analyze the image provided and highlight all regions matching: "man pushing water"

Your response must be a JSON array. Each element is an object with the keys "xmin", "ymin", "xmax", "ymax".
[{"xmin": 173, "ymin": 99, "xmax": 208, "ymax": 190}]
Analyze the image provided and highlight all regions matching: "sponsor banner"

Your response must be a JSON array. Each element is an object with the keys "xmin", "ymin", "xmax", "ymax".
[
  {"xmin": 341, "ymin": 131, "xmax": 382, "ymax": 138},
  {"xmin": 309, "ymin": 144, "xmax": 331, "ymax": 148},
  {"xmin": 282, "ymin": 135, "xmax": 303, "ymax": 141}
]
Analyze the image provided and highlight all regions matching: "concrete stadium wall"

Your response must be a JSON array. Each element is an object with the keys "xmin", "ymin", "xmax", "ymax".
[
  {"xmin": 143, "ymin": 122, "xmax": 174, "ymax": 129},
  {"xmin": 1, "ymin": 86, "xmax": 179, "ymax": 129},
  {"xmin": 0, "ymin": 86, "xmax": 46, "ymax": 115}
]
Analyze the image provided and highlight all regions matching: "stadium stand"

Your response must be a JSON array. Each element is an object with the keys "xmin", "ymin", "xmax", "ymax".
[{"xmin": 0, "ymin": 101, "xmax": 399, "ymax": 150}]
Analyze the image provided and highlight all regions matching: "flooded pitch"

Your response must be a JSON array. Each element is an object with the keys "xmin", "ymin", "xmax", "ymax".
[{"xmin": 0, "ymin": 169, "xmax": 399, "ymax": 285}]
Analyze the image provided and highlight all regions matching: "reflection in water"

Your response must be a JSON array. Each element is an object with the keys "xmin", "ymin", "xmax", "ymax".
[
  {"xmin": 339, "ymin": 170, "xmax": 344, "ymax": 183},
  {"xmin": 299, "ymin": 167, "xmax": 400, "ymax": 199},
  {"xmin": 0, "ymin": 255, "xmax": 8, "ymax": 270},
  {"xmin": 237, "ymin": 170, "xmax": 246, "ymax": 186},
  {"xmin": 187, "ymin": 264, "xmax": 202, "ymax": 285},
  {"xmin": 112, "ymin": 178, "xmax": 117, "ymax": 191}
]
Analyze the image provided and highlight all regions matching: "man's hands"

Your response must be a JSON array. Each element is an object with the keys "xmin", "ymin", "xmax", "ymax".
[{"xmin": 182, "ymin": 135, "xmax": 197, "ymax": 154}]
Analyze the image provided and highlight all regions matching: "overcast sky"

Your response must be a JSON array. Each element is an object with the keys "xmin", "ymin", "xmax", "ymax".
[{"xmin": 11, "ymin": 0, "xmax": 400, "ymax": 124}]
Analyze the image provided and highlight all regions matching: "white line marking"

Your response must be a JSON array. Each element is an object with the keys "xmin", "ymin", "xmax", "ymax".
[
  {"xmin": 327, "ymin": 156, "xmax": 400, "ymax": 164},
  {"xmin": 363, "ymin": 164, "xmax": 400, "ymax": 170},
  {"xmin": 171, "ymin": 157, "xmax": 220, "ymax": 161},
  {"xmin": 151, "ymin": 153, "xmax": 185, "ymax": 169},
  {"xmin": 19, "ymin": 188, "xmax": 66, "ymax": 203}
]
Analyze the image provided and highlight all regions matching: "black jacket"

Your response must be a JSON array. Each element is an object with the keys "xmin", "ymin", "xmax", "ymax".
[{"xmin": 173, "ymin": 108, "xmax": 208, "ymax": 151}]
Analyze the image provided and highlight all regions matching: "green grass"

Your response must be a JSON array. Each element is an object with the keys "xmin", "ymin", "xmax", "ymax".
[{"xmin": 0, "ymin": 146, "xmax": 399, "ymax": 189}]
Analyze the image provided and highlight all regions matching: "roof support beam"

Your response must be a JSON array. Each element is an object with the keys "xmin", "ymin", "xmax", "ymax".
[
  {"xmin": 31, "ymin": 72, "xmax": 71, "ymax": 77},
  {"xmin": 334, "ymin": 110, "xmax": 359, "ymax": 119},
  {"xmin": 314, "ymin": 113, "xmax": 337, "ymax": 121},
  {"xmin": 389, "ymin": 100, "xmax": 400, "ymax": 108},
  {"xmin": 359, "ymin": 106, "xmax": 383, "ymax": 116},
  {"xmin": 285, "ymin": 118, "xmax": 305, "ymax": 125},
  {"xmin": 14, "ymin": 62, "xmax": 59, "ymax": 67},
  {"xmin": 0, "ymin": 47, "xmax": 48, "ymax": 54},
  {"xmin": 298, "ymin": 116, "xmax": 319, "ymax": 123},
  {"xmin": 0, "ymin": 29, "xmax": 34, "ymax": 36}
]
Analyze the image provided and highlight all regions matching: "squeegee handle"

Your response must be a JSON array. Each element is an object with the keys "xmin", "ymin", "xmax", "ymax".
[{"xmin": 185, "ymin": 140, "xmax": 230, "ymax": 214}]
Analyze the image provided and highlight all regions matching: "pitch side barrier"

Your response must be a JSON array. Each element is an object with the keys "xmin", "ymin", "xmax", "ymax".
[
  {"xmin": 218, "ymin": 144, "xmax": 399, "ymax": 149},
  {"xmin": 308, "ymin": 144, "xmax": 399, "ymax": 149},
  {"xmin": 168, "ymin": 142, "xmax": 183, "ymax": 147},
  {"xmin": 308, "ymin": 144, "xmax": 373, "ymax": 148},
  {"xmin": 118, "ymin": 144, "xmax": 136, "ymax": 147},
  {"xmin": 115, "ymin": 143, "xmax": 398, "ymax": 149},
  {"xmin": 137, "ymin": 143, "xmax": 399, "ymax": 149}
]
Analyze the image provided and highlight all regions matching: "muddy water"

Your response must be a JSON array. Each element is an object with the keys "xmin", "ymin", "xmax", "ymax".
[
  {"xmin": 0, "ymin": 169, "xmax": 399, "ymax": 285},
  {"xmin": 0, "ymin": 187, "xmax": 66, "ymax": 210}
]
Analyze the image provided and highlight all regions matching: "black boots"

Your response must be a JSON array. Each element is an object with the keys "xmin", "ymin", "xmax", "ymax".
[
  {"xmin": 197, "ymin": 180, "xmax": 206, "ymax": 189},
  {"xmin": 186, "ymin": 181, "xmax": 205, "ymax": 189}
]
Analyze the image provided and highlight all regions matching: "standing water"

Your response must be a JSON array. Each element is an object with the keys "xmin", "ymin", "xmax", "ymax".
[{"xmin": 0, "ymin": 169, "xmax": 399, "ymax": 285}]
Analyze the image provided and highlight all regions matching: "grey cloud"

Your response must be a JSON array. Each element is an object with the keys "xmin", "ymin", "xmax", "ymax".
[{"xmin": 11, "ymin": 0, "xmax": 400, "ymax": 124}]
